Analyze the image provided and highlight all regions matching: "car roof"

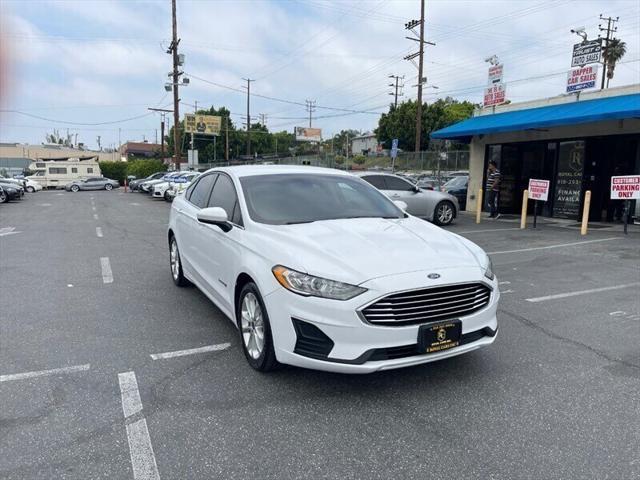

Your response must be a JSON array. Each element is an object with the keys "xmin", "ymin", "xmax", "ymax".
[{"xmin": 203, "ymin": 165, "xmax": 353, "ymax": 178}]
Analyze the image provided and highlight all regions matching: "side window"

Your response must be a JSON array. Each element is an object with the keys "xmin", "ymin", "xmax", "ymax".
[
  {"xmin": 71, "ymin": 167, "xmax": 78, "ymax": 173},
  {"xmin": 208, "ymin": 174, "xmax": 240, "ymax": 223},
  {"xmin": 188, "ymin": 174, "xmax": 217, "ymax": 208},
  {"xmin": 385, "ymin": 176, "xmax": 414, "ymax": 191},
  {"xmin": 36, "ymin": 163, "xmax": 46, "ymax": 168},
  {"xmin": 87, "ymin": 168, "xmax": 94, "ymax": 174},
  {"xmin": 49, "ymin": 167, "xmax": 67, "ymax": 174},
  {"xmin": 361, "ymin": 175, "xmax": 386, "ymax": 189}
]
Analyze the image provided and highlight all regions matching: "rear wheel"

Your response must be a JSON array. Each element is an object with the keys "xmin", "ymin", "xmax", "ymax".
[
  {"xmin": 26, "ymin": 186, "xmax": 35, "ymax": 193},
  {"xmin": 105, "ymin": 183, "xmax": 113, "ymax": 191},
  {"xmin": 237, "ymin": 283, "xmax": 279, "ymax": 372},
  {"xmin": 434, "ymin": 200, "xmax": 455, "ymax": 226},
  {"xmin": 71, "ymin": 185, "xmax": 80, "ymax": 192}
]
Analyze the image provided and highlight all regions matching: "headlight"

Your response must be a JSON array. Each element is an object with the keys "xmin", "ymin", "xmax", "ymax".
[
  {"xmin": 272, "ymin": 265, "xmax": 367, "ymax": 301},
  {"xmin": 483, "ymin": 254, "xmax": 495, "ymax": 280}
]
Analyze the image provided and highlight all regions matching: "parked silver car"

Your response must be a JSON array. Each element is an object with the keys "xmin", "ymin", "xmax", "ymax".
[
  {"xmin": 354, "ymin": 172, "xmax": 459, "ymax": 225},
  {"xmin": 65, "ymin": 177, "xmax": 120, "ymax": 192}
]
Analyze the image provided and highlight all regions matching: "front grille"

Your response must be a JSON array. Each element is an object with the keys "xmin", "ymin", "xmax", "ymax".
[{"xmin": 361, "ymin": 283, "xmax": 491, "ymax": 326}]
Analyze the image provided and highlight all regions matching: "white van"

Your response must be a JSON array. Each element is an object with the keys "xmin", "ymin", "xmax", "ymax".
[{"xmin": 26, "ymin": 158, "xmax": 102, "ymax": 189}]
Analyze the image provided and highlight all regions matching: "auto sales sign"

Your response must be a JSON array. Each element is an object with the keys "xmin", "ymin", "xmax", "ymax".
[
  {"xmin": 571, "ymin": 39, "xmax": 602, "ymax": 67},
  {"xmin": 566, "ymin": 65, "xmax": 598, "ymax": 93},
  {"xmin": 610, "ymin": 175, "xmax": 640, "ymax": 200}
]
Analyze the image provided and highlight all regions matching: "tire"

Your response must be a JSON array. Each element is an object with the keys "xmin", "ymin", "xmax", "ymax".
[
  {"xmin": 26, "ymin": 186, "xmax": 35, "ymax": 193},
  {"xmin": 169, "ymin": 235, "xmax": 189, "ymax": 287},
  {"xmin": 0, "ymin": 190, "xmax": 7, "ymax": 203},
  {"xmin": 105, "ymin": 183, "xmax": 113, "ymax": 191},
  {"xmin": 434, "ymin": 200, "xmax": 455, "ymax": 226},
  {"xmin": 71, "ymin": 185, "xmax": 80, "ymax": 192},
  {"xmin": 164, "ymin": 191, "xmax": 171, "ymax": 202},
  {"xmin": 237, "ymin": 282, "xmax": 279, "ymax": 372}
]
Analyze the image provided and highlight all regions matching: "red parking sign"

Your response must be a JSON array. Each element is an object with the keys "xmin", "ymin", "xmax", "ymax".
[
  {"xmin": 528, "ymin": 179, "xmax": 550, "ymax": 201},
  {"xmin": 610, "ymin": 175, "xmax": 640, "ymax": 200}
]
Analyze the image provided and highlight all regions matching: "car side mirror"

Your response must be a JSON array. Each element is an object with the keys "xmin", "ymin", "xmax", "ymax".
[
  {"xmin": 412, "ymin": 185, "xmax": 420, "ymax": 193},
  {"xmin": 197, "ymin": 207, "xmax": 232, "ymax": 232}
]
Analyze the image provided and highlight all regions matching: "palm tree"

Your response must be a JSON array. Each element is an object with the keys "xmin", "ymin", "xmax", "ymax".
[{"xmin": 603, "ymin": 38, "xmax": 627, "ymax": 88}]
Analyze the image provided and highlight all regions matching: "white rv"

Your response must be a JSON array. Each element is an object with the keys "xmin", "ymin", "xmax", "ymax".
[{"xmin": 26, "ymin": 158, "xmax": 102, "ymax": 189}]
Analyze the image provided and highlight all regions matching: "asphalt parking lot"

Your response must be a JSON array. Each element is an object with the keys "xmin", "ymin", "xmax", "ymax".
[{"xmin": 1, "ymin": 190, "xmax": 639, "ymax": 480}]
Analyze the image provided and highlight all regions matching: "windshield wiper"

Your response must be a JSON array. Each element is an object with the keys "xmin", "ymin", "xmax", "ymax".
[{"xmin": 284, "ymin": 220, "xmax": 316, "ymax": 225}]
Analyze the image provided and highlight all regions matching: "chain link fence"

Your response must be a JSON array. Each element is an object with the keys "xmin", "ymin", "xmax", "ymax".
[{"xmin": 190, "ymin": 150, "xmax": 469, "ymax": 175}]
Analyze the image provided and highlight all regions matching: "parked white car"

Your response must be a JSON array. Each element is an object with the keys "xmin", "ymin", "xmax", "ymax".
[
  {"xmin": 24, "ymin": 178, "xmax": 43, "ymax": 193},
  {"xmin": 168, "ymin": 166, "xmax": 499, "ymax": 373},
  {"xmin": 153, "ymin": 172, "xmax": 199, "ymax": 200}
]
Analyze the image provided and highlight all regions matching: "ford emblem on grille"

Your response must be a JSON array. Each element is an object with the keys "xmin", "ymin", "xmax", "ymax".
[{"xmin": 427, "ymin": 273, "xmax": 440, "ymax": 279}]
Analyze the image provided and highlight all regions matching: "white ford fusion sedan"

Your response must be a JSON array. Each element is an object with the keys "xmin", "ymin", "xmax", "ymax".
[{"xmin": 168, "ymin": 165, "xmax": 499, "ymax": 373}]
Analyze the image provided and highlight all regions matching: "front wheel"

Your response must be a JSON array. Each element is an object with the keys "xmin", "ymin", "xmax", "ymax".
[
  {"xmin": 237, "ymin": 283, "xmax": 279, "ymax": 372},
  {"xmin": 169, "ymin": 236, "xmax": 189, "ymax": 287},
  {"xmin": 105, "ymin": 183, "xmax": 113, "ymax": 191},
  {"xmin": 434, "ymin": 200, "xmax": 455, "ymax": 226},
  {"xmin": 70, "ymin": 185, "xmax": 80, "ymax": 192},
  {"xmin": 0, "ymin": 190, "xmax": 7, "ymax": 203},
  {"xmin": 26, "ymin": 186, "xmax": 35, "ymax": 193}
]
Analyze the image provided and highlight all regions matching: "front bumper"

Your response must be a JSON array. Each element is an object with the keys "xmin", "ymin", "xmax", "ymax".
[{"xmin": 263, "ymin": 267, "xmax": 499, "ymax": 373}]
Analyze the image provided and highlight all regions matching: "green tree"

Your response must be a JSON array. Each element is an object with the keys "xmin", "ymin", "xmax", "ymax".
[
  {"xmin": 331, "ymin": 129, "xmax": 361, "ymax": 156},
  {"xmin": 375, "ymin": 98, "xmax": 475, "ymax": 151},
  {"xmin": 98, "ymin": 161, "xmax": 128, "ymax": 182},
  {"xmin": 126, "ymin": 159, "xmax": 166, "ymax": 179}
]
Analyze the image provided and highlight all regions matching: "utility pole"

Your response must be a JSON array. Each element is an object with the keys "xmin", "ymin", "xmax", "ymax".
[
  {"xmin": 305, "ymin": 99, "xmax": 316, "ymax": 127},
  {"xmin": 168, "ymin": 0, "xmax": 181, "ymax": 169},
  {"xmin": 404, "ymin": 0, "xmax": 434, "ymax": 153},
  {"xmin": 242, "ymin": 78, "xmax": 254, "ymax": 156},
  {"xmin": 148, "ymin": 107, "xmax": 173, "ymax": 162},
  {"xmin": 96, "ymin": 136, "xmax": 101, "ymax": 151},
  {"xmin": 225, "ymin": 116, "xmax": 229, "ymax": 161},
  {"xmin": 599, "ymin": 15, "xmax": 619, "ymax": 89},
  {"xmin": 388, "ymin": 75, "xmax": 404, "ymax": 107}
]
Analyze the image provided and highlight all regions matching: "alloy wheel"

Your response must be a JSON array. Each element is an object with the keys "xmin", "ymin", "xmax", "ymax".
[
  {"xmin": 241, "ymin": 292, "xmax": 265, "ymax": 360},
  {"xmin": 437, "ymin": 203, "xmax": 453, "ymax": 224},
  {"xmin": 170, "ymin": 239, "xmax": 180, "ymax": 281}
]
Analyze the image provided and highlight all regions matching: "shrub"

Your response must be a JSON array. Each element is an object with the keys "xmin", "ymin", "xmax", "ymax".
[
  {"xmin": 352, "ymin": 155, "xmax": 366, "ymax": 165},
  {"xmin": 98, "ymin": 161, "xmax": 128, "ymax": 183},
  {"xmin": 126, "ymin": 159, "xmax": 167, "ymax": 180}
]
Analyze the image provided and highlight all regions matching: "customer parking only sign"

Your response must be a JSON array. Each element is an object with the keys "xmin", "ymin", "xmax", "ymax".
[
  {"xmin": 610, "ymin": 175, "xmax": 640, "ymax": 200},
  {"xmin": 528, "ymin": 179, "xmax": 550, "ymax": 201}
]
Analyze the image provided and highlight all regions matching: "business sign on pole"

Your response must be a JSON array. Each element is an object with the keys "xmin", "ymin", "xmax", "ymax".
[
  {"xmin": 295, "ymin": 127, "xmax": 322, "ymax": 142},
  {"xmin": 184, "ymin": 114, "xmax": 222, "ymax": 135},
  {"xmin": 528, "ymin": 179, "xmax": 550, "ymax": 201},
  {"xmin": 483, "ymin": 83, "xmax": 506, "ymax": 107},
  {"xmin": 566, "ymin": 65, "xmax": 598, "ymax": 93},
  {"xmin": 390, "ymin": 138, "xmax": 399, "ymax": 159},
  {"xmin": 571, "ymin": 39, "xmax": 602, "ymax": 67},
  {"xmin": 610, "ymin": 175, "xmax": 640, "ymax": 200},
  {"xmin": 487, "ymin": 64, "xmax": 503, "ymax": 84}
]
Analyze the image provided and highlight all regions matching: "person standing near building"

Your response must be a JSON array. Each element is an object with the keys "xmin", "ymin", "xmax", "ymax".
[{"xmin": 486, "ymin": 160, "xmax": 501, "ymax": 219}]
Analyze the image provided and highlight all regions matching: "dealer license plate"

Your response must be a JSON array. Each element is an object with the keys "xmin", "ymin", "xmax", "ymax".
[{"xmin": 418, "ymin": 320, "xmax": 462, "ymax": 354}]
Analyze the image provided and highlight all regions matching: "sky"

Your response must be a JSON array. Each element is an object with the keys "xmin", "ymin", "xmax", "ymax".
[{"xmin": 1, "ymin": 0, "xmax": 639, "ymax": 150}]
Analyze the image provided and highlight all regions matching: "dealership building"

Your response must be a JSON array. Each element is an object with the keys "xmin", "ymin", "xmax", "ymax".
[{"xmin": 431, "ymin": 84, "xmax": 640, "ymax": 222}]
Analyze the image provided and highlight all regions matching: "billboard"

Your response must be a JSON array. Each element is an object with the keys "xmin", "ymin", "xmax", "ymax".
[
  {"xmin": 571, "ymin": 40, "xmax": 601, "ymax": 67},
  {"xmin": 566, "ymin": 65, "xmax": 598, "ymax": 93},
  {"xmin": 483, "ymin": 83, "xmax": 506, "ymax": 107},
  {"xmin": 184, "ymin": 114, "xmax": 221, "ymax": 135},
  {"xmin": 295, "ymin": 127, "xmax": 322, "ymax": 142},
  {"xmin": 487, "ymin": 64, "xmax": 503, "ymax": 84}
]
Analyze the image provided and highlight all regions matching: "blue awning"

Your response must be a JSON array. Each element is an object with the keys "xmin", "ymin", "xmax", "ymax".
[{"xmin": 431, "ymin": 92, "xmax": 640, "ymax": 142}]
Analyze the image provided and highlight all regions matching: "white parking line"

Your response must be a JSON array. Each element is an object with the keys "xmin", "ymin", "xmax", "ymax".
[
  {"xmin": 498, "ymin": 281, "xmax": 511, "ymax": 285},
  {"xmin": 118, "ymin": 371, "xmax": 143, "ymax": 419},
  {"xmin": 118, "ymin": 372, "xmax": 160, "ymax": 480},
  {"xmin": 93, "ymin": 213, "xmax": 99, "ymax": 220},
  {"xmin": 92, "ymin": 206, "xmax": 96, "ymax": 212},
  {"xmin": 0, "ymin": 364, "xmax": 90, "ymax": 382},
  {"xmin": 100, "ymin": 257, "xmax": 113, "ymax": 284},
  {"xmin": 488, "ymin": 237, "xmax": 618, "ymax": 255},
  {"xmin": 526, "ymin": 283, "xmax": 640, "ymax": 303},
  {"xmin": 457, "ymin": 227, "xmax": 521, "ymax": 234},
  {"xmin": 150, "ymin": 343, "xmax": 231, "ymax": 360},
  {"xmin": 96, "ymin": 227, "xmax": 103, "ymax": 238}
]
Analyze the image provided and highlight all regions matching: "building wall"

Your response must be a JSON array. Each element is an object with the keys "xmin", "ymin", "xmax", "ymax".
[
  {"xmin": 465, "ymin": 118, "xmax": 640, "ymax": 212},
  {"xmin": 0, "ymin": 144, "xmax": 115, "ymax": 162},
  {"xmin": 351, "ymin": 136, "xmax": 377, "ymax": 155}
]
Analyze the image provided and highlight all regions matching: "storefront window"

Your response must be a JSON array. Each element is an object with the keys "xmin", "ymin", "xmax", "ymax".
[{"xmin": 553, "ymin": 141, "xmax": 584, "ymax": 219}]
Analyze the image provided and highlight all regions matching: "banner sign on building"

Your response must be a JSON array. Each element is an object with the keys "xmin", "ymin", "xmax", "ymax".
[
  {"xmin": 610, "ymin": 175, "xmax": 640, "ymax": 200},
  {"xmin": 184, "ymin": 114, "xmax": 222, "ymax": 135},
  {"xmin": 528, "ymin": 179, "xmax": 550, "ymax": 201},
  {"xmin": 571, "ymin": 39, "xmax": 602, "ymax": 67},
  {"xmin": 484, "ymin": 83, "xmax": 507, "ymax": 107},
  {"xmin": 295, "ymin": 127, "xmax": 322, "ymax": 142},
  {"xmin": 487, "ymin": 64, "xmax": 503, "ymax": 84},
  {"xmin": 566, "ymin": 65, "xmax": 598, "ymax": 93}
]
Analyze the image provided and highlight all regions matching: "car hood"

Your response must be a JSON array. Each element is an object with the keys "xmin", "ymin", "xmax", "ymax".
[{"xmin": 256, "ymin": 216, "xmax": 482, "ymax": 285}]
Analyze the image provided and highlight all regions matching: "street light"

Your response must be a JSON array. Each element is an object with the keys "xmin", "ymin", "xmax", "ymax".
[{"xmin": 570, "ymin": 27, "xmax": 588, "ymax": 42}]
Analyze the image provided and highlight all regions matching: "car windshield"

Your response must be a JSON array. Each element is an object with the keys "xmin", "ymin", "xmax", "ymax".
[
  {"xmin": 444, "ymin": 176, "xmax": 467, "ymax": 188},
  {"xmin": 240, "ymin": 173, "xmax": 403, "ymax": 225}
]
